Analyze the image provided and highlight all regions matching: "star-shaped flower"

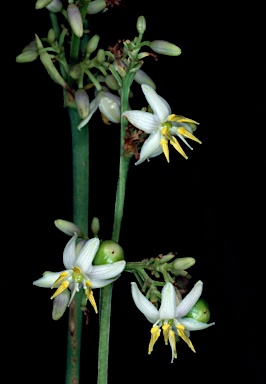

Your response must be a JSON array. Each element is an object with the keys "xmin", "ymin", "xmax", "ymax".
[
  {"xmin": 78, "ymin": 89, "xmax": 121, "ymax": 130},
  {"xmin": 33, "ymin": 233, "xmax": 126, "ymax": 313},
  {"xmin": 122, "ymin": 84, "xmax": 202, "ymax": 164},
  {"xmin": 131, "ymin": 281, "xmax": 215, "ymax": 362}
]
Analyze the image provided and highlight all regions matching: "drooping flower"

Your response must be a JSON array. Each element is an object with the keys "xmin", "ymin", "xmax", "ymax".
[
  {"xmin": 33, "ymin": 233, "xmax": 126, "ymax": 314},
  {"xmin": 131, "ymin": 281, "xmax": 215, "ymax": 362},
  {"xmin": 122, "ymin": 84, "xmax": 201, "ymax": 164},
  {"xmin": 78, "ymin": 90, "xmax": 121, "ymax": 130}
]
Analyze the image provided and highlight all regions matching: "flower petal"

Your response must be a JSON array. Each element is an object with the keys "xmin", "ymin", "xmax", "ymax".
[
  {"xmin": 52, "ymin": 290, "xmax": 70, "ymax": 320},
  {"xmin": 159, "ymin": 283, "xmax": 176, "ymax": 319},
  {"xmin": 176, "ymin": 281, "xmax": 203, "ymax": 318},
  {"xmin": 122, "ymin": 110, "xmax": 159, "ymax": 133},
  {"xmin": 77, "ymin": 98, "xmax": 99, "ymax": 130},
  {"xmin": 33, "ymin": 271, "xmax": 61, "ymax": 288},
  {"xmin": 89, "ymin": 260, "xmax": 126, "ymax": 279},
  {"xmin": 135, "ymin": 130, "xmax": 161, "ymax": 165},
  {"xmin": 75, "ymin": 237, "xmax": 100, "ymax": 272},
  {"xmin": 131, "ymin": 282, "xmax": 159, "ymax": 323},
  {"xmin": 141, "ymin": 84, "xmax": 171, "ymax": 122},
  {"xmin": 63, "ymin": 233, "xmax": 78, "ymax": 269},
  {"xmin": 180, "ymin": 318, "xmax": 215, "ymax": 331},
  {"xmin": 99, "ymin": 93, "xmax": 121, "ymax": 123},
  {"xmin": 89, "ymin": 276, "xmax": 120, "ymax": 288}
]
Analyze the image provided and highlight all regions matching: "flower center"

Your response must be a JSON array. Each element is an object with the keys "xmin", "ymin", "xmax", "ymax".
[{"xmin": 72, "ymin": 266, "xmax": 84, "ymax": 283}]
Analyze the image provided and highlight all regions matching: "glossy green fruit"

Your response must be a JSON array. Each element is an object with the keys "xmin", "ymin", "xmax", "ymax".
[
  {"xmin": 93, "ymin": 240, "xmax": 125, "ymax": 265},
  {"xmin": 184, "ymin": 298, "xmax": 211, "ymax": 323}
]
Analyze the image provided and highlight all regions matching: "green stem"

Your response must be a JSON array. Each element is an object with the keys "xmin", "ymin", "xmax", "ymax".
[
  {"xmin": 65, "ymin": 107, "xmax": 89, "ymax": 384},
  {"xmin": 97, "ymin": 72, "xmax": 135, "ymax": 384}
]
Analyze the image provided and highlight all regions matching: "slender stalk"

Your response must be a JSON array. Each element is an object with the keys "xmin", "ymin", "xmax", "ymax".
[
  {"xmin": 65, "ymin": 108, "xmax": 89, "ymax": 384},
  {"xmin": 97, "ymin": 72, "xmax": 135, "ymax": 384}
]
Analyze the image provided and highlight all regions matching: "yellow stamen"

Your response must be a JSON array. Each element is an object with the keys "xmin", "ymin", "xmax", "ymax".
[
  {"xmin": 148, "ymin": 326, "xmax": 161, "ymax": 354},
  {"xmin": 177, "ymin": 127, "xmax": 202, "ymax": 144},
  {"xmin": 85, "ymin": 281, "xmax": 98, "ymax": 313},
  {"xmin": 170, "ymin": 136, "xmax": 188, "ymax": 159},
  {"xmin": 162, "ymin": 323, "xmax": 170, "ymax": 345},
  {"xmin": 169, "ymin": 329, "xmax": 177, "ymax": 360},
  {"xmin": 176, "ymin": 324, "xmax": 196, "ymax": 352},
  {"xmin": 72, "ymin": 266, "xmax": 81, "ymax": 274},
  {"xmin": 52, "ymin": 271, "xmax": 69, "ymax": 288},
  {"xmin": 50, "ymin": 280, "xmax": 69, "ymax": 299},
  {"xmin": 168, "ymin": 114, "xmax": 199, "ymax": 125},
  {"xmin": 160, "ymin": 138, "xmax": 170, "ymax": 162}
]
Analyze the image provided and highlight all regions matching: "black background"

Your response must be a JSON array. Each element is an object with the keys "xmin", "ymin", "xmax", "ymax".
[{"xmin": 8, "ymin": 0, "xmax": 265, "ymax": 383}]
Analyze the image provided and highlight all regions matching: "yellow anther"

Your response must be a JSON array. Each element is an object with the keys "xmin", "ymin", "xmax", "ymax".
[
  {"xmin": 72, "ymin": 266, "xmax": 82, "ymax": 274},
  {"xmin": 177, "ymin": 127, "xmax": 202, "ymax": 144},
  {"xmin": 160, "ymin": 138, "xmax": 170, "ymax": 162},
  {"xmin": 168, "ymin": 114, "xmax": 199, "ymax": 125},
  {"xmin": 176, "ymin": 324, "xmax": 196, "ymax": 352},
  {"xmin": 162, "ymin": 323, "xmax": 170, "ymax": 344},
  {"xmin": 148, "ymin": 326, "xmax": 161, "ymax": 354},
  {"xmin": 170, "ymin": 136, "xmax": 188, "ymax": 159},
  {"xmin": 50, "ymin": 281, "xmax": 69, "ymax": 299},
  {"xmin": 52, "ymin": 272, "xmax": 69, "ymax": 288},
  {"xmin": 85, "ymin": 281, "xmax": 98, "ymax": 313},
  {"xmin": 169, "ymin": 329, "xmax": 177, "ymax": 360}
]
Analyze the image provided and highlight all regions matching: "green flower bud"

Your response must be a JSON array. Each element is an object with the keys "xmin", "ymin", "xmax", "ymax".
[
  {"xmin": 69, "ymin": 64, "xmax": 82, "ymax": 80},
  {"xmin": 96, "ymin": 48, "xmax": 106, "ymax": 64},
  {"xmin": 74, "ymin": 89, "xmax": 90, "ymax": 119},
  {"xmin": 172, "ymin": 257, "xmax": 195, "ymax": 271},
  {"xmin": 35, "ymin": 0, "xmax": 53, "ymax": 10},
  {"xmin": 105, "ymin": 75, "xmax": 120, "ymax": 91},
  {"xmin": 47, "ymin": 28, "xmax": 56, "ymax": 44},
  {"xmin": 87, "ymin": 0, "xmax": 106, "ymax": 14},
  {"xmin": 35, "ymin": 34, "xmax": 68, "ymax": 89},
  {"xmin": 184, "ymin": 298, "xmax": 211, "ymax": 323},
  {"xmin": 67, "ymin": 4, "xmax": 83, "ymax": 38},
  {"xmin": 149, "ymin": 40, "xmax": 181, "ymax": 56},
  {"xmin": 134, "ymin": 69, "xmax": 156, "ymax": 89},
  {"xmin": 87, "ymin": 34, "xmax": 100, "ymax": 54},
  {"xmin": 54, "ymin": 219, "xmax": 83, "ymax": 237},
  {"xmin": 46, "ymin": 0, "xmax": 63, "ymax": 12},
  {"xmin": 136, "ymin": 15, "xmax": 146, "ymax": 34},
  {"xmin": 22, "ymin": 39, "xmax": 38, "ymax": 53},
  {"xmin": 93, "ymin": 240, "xmax": 125, "ymax": 265},
  {"xmin": 91, "ymin": 217, "xmax": 100, "ymax": 236},
  {"xmin": 16, "ymin": 50, "xmax": 38, "ymax": 63}
]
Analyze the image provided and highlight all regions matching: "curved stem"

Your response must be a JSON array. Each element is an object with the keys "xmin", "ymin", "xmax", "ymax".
[{"xmin": 65, "ymin": 107, "xmax": 89, "ymax": 384}]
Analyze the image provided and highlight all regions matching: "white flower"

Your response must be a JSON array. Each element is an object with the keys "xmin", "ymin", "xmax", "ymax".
[
  {"xmin": 78, "ymin": 90, "xmax": 121, "ymax": 130},
  {"xmin": 122, "ymin": 84, "xmax": 202, "ymax": 165},
  {"xmin": 33, "ymin": 233, "xmax": 126, "ymax": 313},
  {"xmin": 131, "ymin": 281, "xmax": 215, "ymax": 362}
]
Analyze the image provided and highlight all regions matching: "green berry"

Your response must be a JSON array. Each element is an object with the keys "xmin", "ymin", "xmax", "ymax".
[
  {"xmin": 93, "ymin": 240, "xmax": 125, "ymax": 265},
  {"xmin": 184, "ymin": 298, "xmax": 211, "ymax": 323}
]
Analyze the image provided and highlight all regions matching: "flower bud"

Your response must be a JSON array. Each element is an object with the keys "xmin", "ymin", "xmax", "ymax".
[
  {"xmin": 136, "ymin": 15, "xmax": 146, "ymax": 34},
  {"xmin": 172, "ymin": 257, "xmax": 195, "ymax": 271},
  {"xmin": 74, "ymin": 89, "xmax": 90, "ymax": 119},
  {"xmin": 87, "ymin": 0, "xmax": 106, "ymax": 14},
  {"xmin": 184, "ymin": 298, "xmax": 211, "ymax": 323},
  {"xmin": 93, "ymin": 240, "xmax": 125, "ymax": 265},
  {"xmin": 105, "ymin": 75, "xmax": 120, "ymax": 91},
  {"xmin": 35, "ymin": 0, "xmax": 53, "ymax": 9},
  {"xmin": 16, "ymin": 50, "xmax": 38, "ymax": 63},
  {"xmin": 35, "ymin": 34, "xmax": 68, "ymax": 89},
  {"xmin": 134, "ymin": 69, "xmax": 156, "ymax": 89},
  {"xmin": 46, "ymin": 0, "xmax": 63, "ymax": 12},
  {"xmin": 91, "ymin": 217, "xmax": 100, "ymax": 236},
  {"xmin": 47, "ymin": 28, "xmax": 56, "ymax": 43},
  {"xmin": 149, "ymin": 40, "xmax": 181, "ymax": 56},
  {"xmin": 87, "ymin": 34, "xmax": 100, "ymax": 54},
  {"xmin": 96, "ymin": 48, "xmax": 105, "ymax": 64},
  {"xmin": 52, "ymin": 290, "xmax": 70, "ymax": 320},
  {"xmin": 99, "ymin": 92, "xmax": 121, "ymax": 123},
  {"xmin": 69, "ymin": 64, "xmax": 82, "ymax": 80},
  {"xmin": 54, "ymin": 219, "xmax": 83, "ymax": 237},
  {"xmin": 22, "ymin": 39, "xmax": 38, "ymax": 53},
  {"xmin": 67, "ymin": 4, "xmax": 83, "ymax": 38}
]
